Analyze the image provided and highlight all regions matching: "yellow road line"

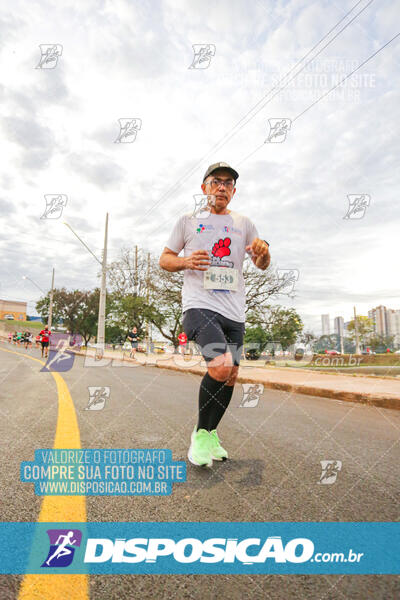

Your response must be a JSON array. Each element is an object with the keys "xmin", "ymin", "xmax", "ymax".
[{"xmin": 0, "ymin": 348, "xmax": 89, "ymax": 600}]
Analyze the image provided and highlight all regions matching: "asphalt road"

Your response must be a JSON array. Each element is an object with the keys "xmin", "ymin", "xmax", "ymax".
[{"xmin": 0, "ymin": 345, "xmax": 399, "ymax": 599}]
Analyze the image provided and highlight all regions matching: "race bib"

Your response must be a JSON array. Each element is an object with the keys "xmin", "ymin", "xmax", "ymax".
[{"xmin": 203, "ymin": 267, "xmax": 238, "ymax": 291}]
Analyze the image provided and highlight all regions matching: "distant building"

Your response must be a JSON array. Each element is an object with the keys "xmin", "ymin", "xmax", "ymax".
[
  {"xmin": 321, "ymin": 314, "xmax": 330, "ymax": 336},
  {"xmin": 334, "ymin": 316, "xmax": 344, "ymax": 339},
  {"xmin": 368, "ymin": 305, "xmax": 387, "ymax": 336},
  {"xmin": 368, "ymin": 305, "xmax": 400, "ymax": 345},
  {"xmin": 387, "ymin": 309, "xmax": 400, "ymax": 345},
  {"xmin": 0, "ymin": 299, "xmax": 27, "ymax": 321}
]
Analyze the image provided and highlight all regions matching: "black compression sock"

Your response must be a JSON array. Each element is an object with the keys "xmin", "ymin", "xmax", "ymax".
[
  {"xmin": 197, "ymin": 372, "xmax": 226, "ymax": 431},
  {"xmin": 208, "ymin": 384, "xmax": 234, "ymax": 431}
]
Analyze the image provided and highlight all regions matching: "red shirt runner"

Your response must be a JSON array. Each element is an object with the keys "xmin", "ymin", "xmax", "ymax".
[
  {"xmin": 39, "ymin": 329, "xmax": 51, "ymax": 342},
  {"xmin": 178, "ymin": 332, "xmax": 187, "ymax": 345}
]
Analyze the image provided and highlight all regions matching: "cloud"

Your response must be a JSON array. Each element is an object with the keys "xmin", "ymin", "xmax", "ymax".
[
  {"xmin": 67, "ymin": 152, "xmax": 125, "ymax": 189},
  {"xmin": 2, "ymin": 115, "xmax": 55, "ymax": 171},
  {"xmin": 0, "ymin": 198, "xmax": 16, "ymax": 214},
  {"xmin": 0, "ymin": 0, "xmax": 398, "ymax": 331}
]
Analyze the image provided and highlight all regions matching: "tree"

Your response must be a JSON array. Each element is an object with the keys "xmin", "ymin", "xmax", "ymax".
[
  {"xmin": 346, "ymin": 316, "xmax": 374, "ymax": 348},
  {"xmin": 147, "ymin": 265, "xmax": 184, "ymax": 347},
  {"xmin": 244, "ymin": 325, "xmax": 270, "ymax": 352},
  {"xmin": 107, "ymin": 293, "xmax": 148, "ymax": 340},
  {"xmin": 107, "ymin": 247, "xmax": 148, "ymax": 298},
  {"xmin": 314, "ymin": 334, "xmax": 340, "ymax": 353},
  {"xmin": 299, "ymin": 330, "xmax": 317, "ymax": 347},
  {"xmin": 243, "ymin": 260, "xmax": 298, "ymax": 315},
  {"xmin": 73, "ymin": 289, "xmax": 100, "ymax": 346},
  {"xmin": 367, "ymin": 334, "xmax": 395, "ymax": 352},
  {"xmin": 107, "ymin": 247, "xmax": 300, "ymax": 347},
  {"xmin": 247, "ymin": 305, "xmax": 303, "ymax": 350},
  {"xmin": 270, "ymin": 308, "xmax": 303, "ymax": 350},
  {"xmin": 343, "ymin": 336, "xmax": 356, "ymax": 353},
  {"xmin": 108, "ymin": 247, "xmax": 184, "ymax": 346},
  {"xmin": 36, "ymin": 288, "xmax": 109, "ymax": 346},
  {"xmin": 36, "ymin": 293, "xmax": 63, "ymax": 326},
  {"xmin": 148, "ymin": 259, "xmax": 298, "ymax": 345}
]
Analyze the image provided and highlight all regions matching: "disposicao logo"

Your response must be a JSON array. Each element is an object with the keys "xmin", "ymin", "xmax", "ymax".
[
  {"xmin": 41, "ymin": 529, "xmax": 82, "ymax": 567},
  {"xmin": 83, "ymin": 536, "xmax": 314, "ymax": 564}
]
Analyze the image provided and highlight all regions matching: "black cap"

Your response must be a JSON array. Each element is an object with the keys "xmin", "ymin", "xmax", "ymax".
[{"xmin": 203, "ymin": 162, "xmax": 239, "ymax": 182}]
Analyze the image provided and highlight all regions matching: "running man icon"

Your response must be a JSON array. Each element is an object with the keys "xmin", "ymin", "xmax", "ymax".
[
  {"xmin": 46, "ymin": 532, "xmax": 77, "ymax": 566},
  {"xmin": 42, "ymin": 529, "xmax": 82, "ymax": 568}
]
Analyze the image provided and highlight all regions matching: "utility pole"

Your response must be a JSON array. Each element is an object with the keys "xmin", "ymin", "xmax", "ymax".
[
  {"xmin": 354, "ymin": 306, "xmax": 360, "ymax": 354},
  {"xmin": 146, "ymin": 252, "xmax": 150, "ymax": 354},
  {"xmin": 134, "ymin": 245, "xmax": 138, "ymax": 297},
  {"xmin": 96, "ymin": 213, "xmax": 109, "ymax": 357},
  {"xmin": 47, "ymin": 268, "xmax": 55, "ymax": 329}
]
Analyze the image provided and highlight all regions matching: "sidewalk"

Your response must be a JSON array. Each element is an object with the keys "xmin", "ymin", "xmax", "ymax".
[{"xmin": 76, "ymin": 348, "xmax": 400, "ymax": 410}]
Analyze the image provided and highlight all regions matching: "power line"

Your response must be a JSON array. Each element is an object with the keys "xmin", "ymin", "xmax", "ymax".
[
  {"xmin": 194, "ymin": 0, "xmax": 377, "ymax": 174},
  {"xmin": 148, "ymin": 27, "xmax": 397, "ymax": 239},
  {"xmin": 136, "ymin": 0, "xmax": 375, "ymax": 226},
  {"xmin": 292, "ymin": 32, "xmax": 400, "ymax": 122},
  {"xmin": 238, "ymin": 31, "xmax": 400, "ymax": 164}
]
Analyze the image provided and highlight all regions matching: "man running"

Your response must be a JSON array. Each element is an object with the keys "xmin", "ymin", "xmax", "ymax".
[
  {"xmin": 21, "ymin": 331, "xmax": 28, "ymax": 349},
  {"xmin": 39, "ymin": 325, "xmax": 51, "ymax": 358},
  {"xmin": 126, "ymin": 326, "xmax": 139, "ymax": 359},
  {"xmin": 159, "ymin": 162, "xmax": 270, "ymax": 467},
  {"xmin": 24, "ymin": 331, "xmax": 33, "ymax": 350},
  {"xmin": 178, "ymin": 331, "xmax": 188, "ymax": 355}
]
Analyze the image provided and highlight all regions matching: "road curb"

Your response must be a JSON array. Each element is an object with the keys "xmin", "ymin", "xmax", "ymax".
[
  {"xmin": 152, "ymin": 362, "xmax": 400, "ymax": 410},
  {"xmin": 64, "ymin": 347, "xmax": 400, "ymax": 411}
]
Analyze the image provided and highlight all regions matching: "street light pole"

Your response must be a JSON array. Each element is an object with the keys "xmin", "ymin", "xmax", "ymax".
[
  {"xmin": 96, "ymin": 213, "xmax": 109, "ymax": 356},
  {"xmin": 146, "ymin": 252, "xmax": 150, "ymax": 354},
  {"xmin": 22, "ymin": 276, "xmax": 45, "ymax": 295},
  {"xmin": 134, "ymin": 245, "xmax": 138, "ymax": 297},
  {"xmin": 354, "ymin": 306, "xmax": 361, "ymax": 354},
  {"xmin": 47, "ymin": 268, "xmax": 55, "ymax": 329},
  {"xmin": 22, "ymin": 275, "xmax": 47, "ymax": 322},
  {"xmin": 64, "ymin": 215, "xmax": 109, "ymax": 357}
]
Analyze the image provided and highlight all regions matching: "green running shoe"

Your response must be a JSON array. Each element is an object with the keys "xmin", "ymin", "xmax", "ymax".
[
  {"xmin": 188, "ymin": 427, "xmax": 213, "ymax": 467},
  {"xmin": 209, "ymin": 430, "xmax": 228, "ymax": 461}
]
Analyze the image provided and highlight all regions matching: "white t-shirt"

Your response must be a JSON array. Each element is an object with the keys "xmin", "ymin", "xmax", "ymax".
[{"xmin": 165, "ymin": 210, "xmax": 259, "ymax": 323}]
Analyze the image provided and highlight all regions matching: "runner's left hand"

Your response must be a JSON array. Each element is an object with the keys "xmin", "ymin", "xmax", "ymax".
[{"xmin": 246, "ymin": 238, "xmax": 270, "ymax": 269}]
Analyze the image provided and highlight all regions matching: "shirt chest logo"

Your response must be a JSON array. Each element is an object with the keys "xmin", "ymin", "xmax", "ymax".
[
  {"xmin": 210, "ymin": 237, "xmax": 234, "ymax": 268},
  {"xmin": 196, "ymin": 223, "xmax": 214, "ymax": 234},
  {"xmin": 223, "ymin": 225, "xmax": 242, "ymax": 235}
]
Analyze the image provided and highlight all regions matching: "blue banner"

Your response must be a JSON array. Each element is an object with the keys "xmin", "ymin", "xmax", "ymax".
[
  {"xmin": 0, "ymin": 522, "xmax": 398, "ymax": 574},
  {"xmin": 20, "ymin": 449, "xmax": 186, "ymax": 495}
]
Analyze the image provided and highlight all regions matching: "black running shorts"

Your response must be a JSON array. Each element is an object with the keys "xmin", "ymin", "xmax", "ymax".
[{"xmin": 183, "ymin": 308, "xmax": 245, "ymax": 366}]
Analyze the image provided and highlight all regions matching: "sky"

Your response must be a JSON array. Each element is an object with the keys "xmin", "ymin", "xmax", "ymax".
[{"xmin": 0, "ymin": 0, "xmax": 399, "ymax": 334}]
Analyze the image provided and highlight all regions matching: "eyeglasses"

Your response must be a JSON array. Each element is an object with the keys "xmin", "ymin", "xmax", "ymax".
[{"xmin": 206, "ymin": 177, "xmax": 235, "ymax": 190}]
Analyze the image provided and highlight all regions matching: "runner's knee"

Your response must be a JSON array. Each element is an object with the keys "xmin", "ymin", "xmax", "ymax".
[
  {"xmin": 208, "ymin": 364, "xmax": 233, "ymax": 382},
  {"xmin": 226, "ymin": 366, "xmax": 239, "ymax": 386}
]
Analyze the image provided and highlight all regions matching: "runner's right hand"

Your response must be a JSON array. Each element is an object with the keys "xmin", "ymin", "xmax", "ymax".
[{"xmin": 184, "ymin": 250, "xmax": 211, "ymax": 271}]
